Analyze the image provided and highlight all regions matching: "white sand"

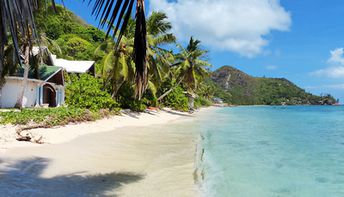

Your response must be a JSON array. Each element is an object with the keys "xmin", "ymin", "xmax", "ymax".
[
  {"xmin": 0, "ymin": 108, "xmax": 197, "ymax": 152},
  {"xmin": 0, "ymin": 107, "xmax": 213, "ymax": 196}
]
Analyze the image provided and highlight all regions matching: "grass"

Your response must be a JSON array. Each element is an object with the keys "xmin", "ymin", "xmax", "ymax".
[{"xmin": 0, "ymin": 107, "xmax": 120, "ymax": 127}]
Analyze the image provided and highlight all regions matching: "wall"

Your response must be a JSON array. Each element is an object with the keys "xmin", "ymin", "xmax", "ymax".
[{"xmin": 0, "ymin": 77, "xmax": 40, "ymax": 108}]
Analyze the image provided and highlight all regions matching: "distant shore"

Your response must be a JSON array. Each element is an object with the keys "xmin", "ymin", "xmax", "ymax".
[{"xmin": 0, "ymin": 107, "xmax": 215, "ymax": 196}]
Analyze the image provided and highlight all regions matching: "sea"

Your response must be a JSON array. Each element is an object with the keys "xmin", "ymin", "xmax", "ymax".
[{"xmin": 199, "ymin": 106, "xmax": 344, "ymax": 197}]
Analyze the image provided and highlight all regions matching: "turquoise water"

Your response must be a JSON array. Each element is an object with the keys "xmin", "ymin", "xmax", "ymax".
[{"xmin": 200, "ymin": 106, "xmax": 344, "ymax": 197}]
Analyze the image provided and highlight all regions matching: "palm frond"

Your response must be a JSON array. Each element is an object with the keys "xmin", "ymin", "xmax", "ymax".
[
  {"xmin": 89, "ymin": 0, "xmax": 147, "ymax": 99},
  {"xmin": 147, "ymin": 80, "xmax": 157, "ymax": 97},
  {"xmin": 154, "ymin": 34, "xmax": 176, "ymax": 46},
  {"xmin": 0, "ymin": 0, "xmax": 58, "ymax": 81},
  {"xmin": 147, "ymin": 12, "xmax": 171, "ymax": 36}
]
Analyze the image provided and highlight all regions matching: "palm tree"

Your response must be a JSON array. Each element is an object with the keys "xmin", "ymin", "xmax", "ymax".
[
  {"xmin": 176, "ymin": 37, "xmax": 210, "ymax": 91},
  {"xmin": 96, "ymin": 18, "xmax": 135, "ymax": 98},
  {"xmin": 0, "ymin": 0, "xmax": 49, "ymax": 108},
  {"xmin": 1, "ymin": 0, "xmax": 148, "ymax": 102},
  {"xmin": 96, "ymin": 37, "xmax": 135, "ymax": 98},
  {"xmin": 98, "ymin": 12, "xmax": 175, "ymax": 99},
  {"xmin": 145, "ymin": 12, "xmax": 176, "ymax": 99},
  {"xmin": 158, "ymin": 37, "xmax": 211, "ymax": 109},
  {"xmin": 92, "ymin": 0, "xmax": 147, "ymax": 98},
  {"xmin": 0, "ymin": 0, "xmax": 59, "ymax": 76}
]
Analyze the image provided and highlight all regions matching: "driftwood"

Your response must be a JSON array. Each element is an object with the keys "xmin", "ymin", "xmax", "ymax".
[{"xmin": 15, "ymin": 124, "xmax": 46, "ymax": 144}]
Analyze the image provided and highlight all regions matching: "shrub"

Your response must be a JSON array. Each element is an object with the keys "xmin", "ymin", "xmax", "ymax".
[
  {"xmin": 115, "ymin": 82, "xmax": 149, "ymax": 112},
  {"xmin": 126, "ymin": 100, "xmax": 148, "ymax": 112},
  {"xmin": 162, "ymin": 86, "xmax": 189, "ymax": 111},
  {"xmin": 56, "ymin": 34, "xmax": 95, "ymax": 60},
  {"xmin": 195, "ymin": 97, "xmax": 212, "ymax": 108},
  {"xmin": 0, "ymin": 107, "xmax": 119, "ymax": 127},
  {"xmin": 65, "ymin": 74, "xmax": 119, "ymax": 111}
]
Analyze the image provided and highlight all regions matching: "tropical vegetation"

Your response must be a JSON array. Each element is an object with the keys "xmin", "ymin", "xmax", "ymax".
[{"xmin": 0, "ymin": 2, "xmax": 215, "ymax": 126}]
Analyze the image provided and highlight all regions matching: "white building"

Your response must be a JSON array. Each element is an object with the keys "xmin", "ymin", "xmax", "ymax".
[
  {"xmin": 52, "ymin": 55, "xmax": 95, "ymax": 76},
  {"xmin": 0, "ymin": 65, "xmax": 65, "ymax": 108},
  {"xmin": 0, "ymin": 46, "xmax": 95, "ymax": 108}
]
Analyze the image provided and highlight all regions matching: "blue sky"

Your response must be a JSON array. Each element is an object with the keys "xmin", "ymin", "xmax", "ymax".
[{"xmin": 57, "ymin": 0, "xmax": 344, "ymax": 102}]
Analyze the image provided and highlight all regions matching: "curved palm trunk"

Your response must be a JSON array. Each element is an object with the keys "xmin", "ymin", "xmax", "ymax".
[
  {"xmin": 111, "ymin": 80, "xmax": 125, "ymax": 98},
  {"xmin": 157, "ymin": 79, "xmax": 183, "ymax": 102},
  {"xmin": 188, "ymin": 93, "xmax": 195, "ymax": 111},
  {"xmin": 15, "ymin": 44, "xmax": 30, "ymax": 109}
]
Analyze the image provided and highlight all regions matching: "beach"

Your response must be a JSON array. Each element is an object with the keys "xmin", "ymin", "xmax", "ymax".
[{"xmin": 0, "ymin": 108, "xmax": 212, "ymax": 196}]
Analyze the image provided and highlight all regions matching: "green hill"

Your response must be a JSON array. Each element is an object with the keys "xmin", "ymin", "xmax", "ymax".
[
  {"xmin": 34, "ymin": 5, "xmax": 106, "ymax": 61},
  {"xmin": 211, "ymin": 66, "xmax": 337, "ymax": 105}
]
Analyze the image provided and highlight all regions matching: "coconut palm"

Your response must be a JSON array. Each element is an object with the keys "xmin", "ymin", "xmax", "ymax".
[
  {"xmin": 0, "ymin": 0, "xmax": 59, "ymax": 75},
  {"xmin": 145, "ymin": 12, "xmax": 176, "ymax": 98},
  {"xmin": 176, "ymin": 37, "xmax": 211, "ymax": 109},
  {"xmin": 95, "ymin": 17, "xmax": 136, "ymax": 97},
  {"xmin": 98, "ymin": 12, "xmax": 175, "ymax": 99},
  {"xmin": 96, "ymin": 36, "xmax": 135, "ymax": 98},
  {"xmin": 1, "ymin": 0, "xmax": 148, "ymax": 102},
  {"xmin": 0, "ymin": 0, "xmax": 50, "ymax": 108},
  {"xmin": 158, "ymin": 37, "xmax": 211, "ymax": 109},
  {"xmin": 176, "ymin": 37, "xmax": 210, "ymax": 92},
  {"xmin": 92, "ymin": 0, "xmax": 147, "ymax": 98}
]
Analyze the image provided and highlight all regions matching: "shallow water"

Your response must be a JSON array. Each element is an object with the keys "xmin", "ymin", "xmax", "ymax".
[{"xmin": 200, "ymin": 106, "xmax": 344, "ymax": 197}]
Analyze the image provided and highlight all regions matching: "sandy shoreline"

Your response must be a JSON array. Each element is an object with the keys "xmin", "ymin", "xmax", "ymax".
[
  {"xmin": 0, "ymin": 108, "xmax": 203, "ymax": 152},
  {"xmin": 0, "ymin": 107, "xmax": 214, "ymax": 196}
]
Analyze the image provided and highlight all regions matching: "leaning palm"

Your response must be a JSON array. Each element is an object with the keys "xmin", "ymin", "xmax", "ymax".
[
  {"xmin": 158, "ymin": 37, "xmax": 211, "ymax": 103},
  {"xmin": 175, "ymin": 37, "xmax": 211, "ymax": 92}
]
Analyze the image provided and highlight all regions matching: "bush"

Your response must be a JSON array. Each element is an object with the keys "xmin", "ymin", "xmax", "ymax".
[
  {"xmin": 162, "ymin": 86, "xmax": 189, "ymax": 111},
  {"xmin": 0, "ymin": 107, "xmax": 114, "ymax": 127},
  {"xmin": 115, "ymin": 82, "xmax": 150, "ymax": 112},
  {"xmin": 65, "ymin": 74, "xmax": 119, "ymax": 111},
  {"xmin": 195, "ymin": 97, "xmax": 212, "ymax": 108},
  {"xmin": 126, "ymin": 100, "xmax": 148, "ymax": 112},
  {"xmin": 56, "ymin": 34, "xmax": 95, "ymax": 60}
]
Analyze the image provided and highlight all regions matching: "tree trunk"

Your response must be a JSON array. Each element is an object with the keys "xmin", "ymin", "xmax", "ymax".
[
  {"xmin": 157, "ymin": 79, "xmax": 182, "ymax": 102},
  {"xmin": 111, "ymin": 80, "xmax": 125, "ymax": 99},
  {"xmin": 188, "ymin": 94, "xmax": 195, "ymax": 111},
  {"xmin": 15, "ymin": 44, "xmax": 30, "ymax": 109}
]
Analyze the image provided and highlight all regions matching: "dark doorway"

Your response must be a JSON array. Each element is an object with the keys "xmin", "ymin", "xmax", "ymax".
[{"xmin": 43, "ymin": 84, "xmax": 57, "ymax": 107}]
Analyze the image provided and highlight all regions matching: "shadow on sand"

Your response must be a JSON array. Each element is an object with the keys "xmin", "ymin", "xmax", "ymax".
[{"xmin": 0, "ymin": 157, "xmax": 143, "ymax": 197}]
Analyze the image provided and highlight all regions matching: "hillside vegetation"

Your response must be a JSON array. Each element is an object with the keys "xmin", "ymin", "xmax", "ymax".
[{"xmin": 211, "ymin": 66, "xmax": 337, "ymax": 105}]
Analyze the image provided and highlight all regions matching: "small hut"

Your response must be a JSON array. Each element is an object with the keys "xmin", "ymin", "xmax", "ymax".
[{"xmin": 0, "ymin": 65, "xmax": 65, "ymax": 108}]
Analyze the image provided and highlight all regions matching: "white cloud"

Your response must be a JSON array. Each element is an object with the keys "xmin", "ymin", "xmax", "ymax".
[
  {"xmin": 328, "ymin": 48, "xmax": 344, "ymax": 65},
  {"xmin": 149, "ymin": 0, "xmax": 291, "ymax": 57},
  {"xmin": 311, "ymin": 67, "xmax": 344, "ymax": 78},
  {"xmin": 306, "ymin": 84, "xmax": 344, "ymax": 90},
  {"xmin": 266, "ymin": 65, "xmax": 278, "ymax": 70},
  {"xmin": 311, "ymin": 48, "xmax": 344, "ymax": 78}
]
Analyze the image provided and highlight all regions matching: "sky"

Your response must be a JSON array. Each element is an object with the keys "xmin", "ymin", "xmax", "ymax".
[{"xmin": 57, "ymin": 0, "xmax": 344, "ymax": 102}]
